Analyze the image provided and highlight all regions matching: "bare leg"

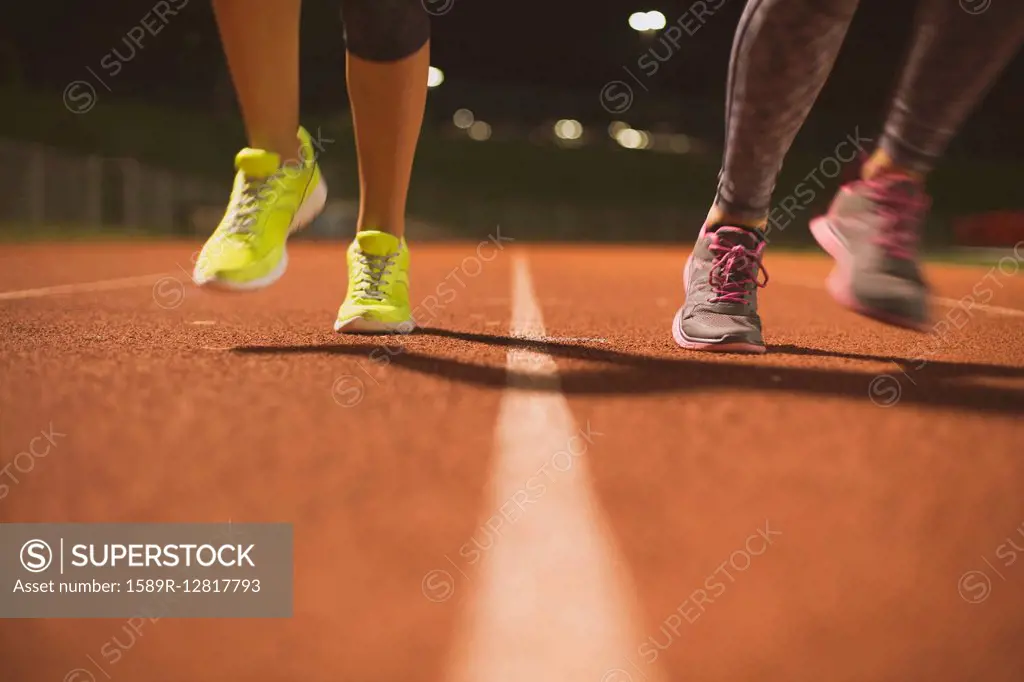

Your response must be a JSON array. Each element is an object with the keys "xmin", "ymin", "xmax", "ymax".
[
  {"xmin": 333, "ymin": 0, "xmax": 430, "ymax": 333},
  {"xmin": 346, "ymin": 44, "xmax": 429, "ymax": 239},
  {"xmin": 341, "ymin": 0, "xmax": 430, "ymax": 239},
  {"xmin": 211, "ymin": 0, "xmax": 302, "ymax": 163}
]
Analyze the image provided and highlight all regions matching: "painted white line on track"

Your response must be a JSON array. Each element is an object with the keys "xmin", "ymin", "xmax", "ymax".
[
  {"xmin": 443, "ymin": 254, "xmax": 661, "ymax": 682},
  {"xmin": 544, "ymin": 336, "xmax": 608, "ymax": 343},
  {"xmin": 512, "ymin": 335, "xmax": 608, "ymax": 344},
  {"xmin": 932, "ymin": 297, "xmax": 1024, "ymax": 318},
  {"xmin": 0, "ymin": 273, "xmax": 174, "ymax": 301}
]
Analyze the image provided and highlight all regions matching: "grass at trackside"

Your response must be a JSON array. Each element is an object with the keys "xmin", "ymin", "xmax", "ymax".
[
  {"xmin": 0, "ymin": 225, "xmax": 190, "ymax": 243},
  {"xmin": 4, "ymin": 86, "xmax": 1024, "ymax": 247}
]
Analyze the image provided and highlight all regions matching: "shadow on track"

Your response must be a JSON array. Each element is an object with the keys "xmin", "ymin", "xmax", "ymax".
[{"xmin": 234, "ymin": 327, "xmax": 1024, "ymax": 415}]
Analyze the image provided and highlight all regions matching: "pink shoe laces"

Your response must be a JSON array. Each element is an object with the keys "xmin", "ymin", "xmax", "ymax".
[
  {"xmin": 859, "ymin": 175, "xmax": 929, "ymax": 260},
  {"xmin": 708, "ymin": 227, "xmax": 769, "ymax": 304}
]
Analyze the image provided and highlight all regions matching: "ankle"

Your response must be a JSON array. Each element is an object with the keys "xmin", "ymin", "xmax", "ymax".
[
  {"xmin": 706, "ymin": 205, "xmax": 767, "ymax": 231},
  {"xmin": 861, "ymin": 149, "xmax": 924, "ymax": 183},
  {"xmin": 357, "ymin": 223, "xmax": 405, "ymax": 239},
  {"xmin": 249, "ymin": 134, "xmax": 303, "ymax": 167}
]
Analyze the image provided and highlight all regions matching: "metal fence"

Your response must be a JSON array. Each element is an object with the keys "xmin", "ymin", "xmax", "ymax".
[
  {"xmin": 0, "ymin": 137, "xmax": 707, "ymax": 243},
  {"xmin": 0, "ymin": 138, "xmax": 227, "ymax": 234}
]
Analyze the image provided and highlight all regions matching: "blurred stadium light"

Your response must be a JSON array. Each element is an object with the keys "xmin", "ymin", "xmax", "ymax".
[
  {"xmin": 427, "ymin": 66, "xmax": 445, "ymax": 88},
  {"xmin": 628, "ymin": 11, "xmax": 666, "ymax": 32},
  {"xmin": 467, "ymin": 121, "xmax": 492, "ymax": 141},
  {"xmin": 614, "ymin": 128, "xmax": 651, "ymax": 150},
  {"xmin": 554, "ymin": 119, "xmax": 583, "ymax": 141},
  {"xmin": 452, "ymin": 108, "xmax": 474, "ymax": 129},
  {"xmin": 607, "ymin": 121, "xmax": 630, "ymax": 137}
]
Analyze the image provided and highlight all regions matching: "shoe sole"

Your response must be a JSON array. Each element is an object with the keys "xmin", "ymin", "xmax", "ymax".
[
  {"xmin": 671, "ymin": 253, "xmax": 767, "ymax": 354},
  {"xmin": 809, "ymin": 216, "xmax": 931, "ymax": 332},
  {"xmin": 193, "ymin": 178, "xmax": 328, "ymax": 292},
  {"xmin": 672, "ymin": 307, "xmax": 767, "ymax": 353},
  {"xmin": 334, "ymin": 317, "xmax": 416, "ymax": 334}
]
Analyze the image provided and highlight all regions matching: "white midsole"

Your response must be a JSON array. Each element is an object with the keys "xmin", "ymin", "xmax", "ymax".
[
  {"xmin": 193, "ymin": 177, "xmax": 328, "ymax": 291},
  {"xmin": 333, "ymin": 316, "xmax": 416, "ymax": 334}
]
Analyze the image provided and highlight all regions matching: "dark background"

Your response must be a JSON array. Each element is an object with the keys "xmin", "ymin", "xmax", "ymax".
[
  {"xmin": 8, "ymin": 4, "xmax": 1021, "ymax": 115},
  {"xmin": 7, "ymin": 1, "xmax": 1022, "ymax": 136},
  {"xmin": 2, "ymin": 0, "xmax": 1023, "ymax": 245}
]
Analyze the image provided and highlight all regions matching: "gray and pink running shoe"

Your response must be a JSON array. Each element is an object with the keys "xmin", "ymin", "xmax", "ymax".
[
  {"xmin": 673, "ymin": 224, "xmax": 769, "ymax": 354},
  {"xmin": 810, "ymin": 174, "xmax": 931, "ymax": 331}
]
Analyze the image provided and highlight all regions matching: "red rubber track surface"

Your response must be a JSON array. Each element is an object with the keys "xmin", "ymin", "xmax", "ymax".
[{"xmin": 1, "ymin": 241, "xmax": 1022, "ymax": 682}]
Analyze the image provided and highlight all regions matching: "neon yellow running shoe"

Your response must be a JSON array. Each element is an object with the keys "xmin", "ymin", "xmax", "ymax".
[
  {"xmin": 193, "ymin": 126, "xmax": 327, "ymax": 291},
  {"xmin": 334, "ymin": 230, "xmax": 414, "ymax": 333}
]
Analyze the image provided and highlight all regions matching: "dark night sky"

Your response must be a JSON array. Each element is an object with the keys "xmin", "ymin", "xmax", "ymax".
[{"xmin": 6, "ymin": 0, "xmax": 1023, "ymax": 133}]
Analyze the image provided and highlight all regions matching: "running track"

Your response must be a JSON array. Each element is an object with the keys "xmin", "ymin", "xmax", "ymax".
[{"xmin": 1, "ymin": 240, "xmax": 1023, "ymax": 682}]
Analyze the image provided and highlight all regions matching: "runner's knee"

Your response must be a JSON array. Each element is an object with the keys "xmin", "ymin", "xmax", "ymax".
[{"xmin": 341, "ymin": 0, "xmax": 430, "ymax": 62}]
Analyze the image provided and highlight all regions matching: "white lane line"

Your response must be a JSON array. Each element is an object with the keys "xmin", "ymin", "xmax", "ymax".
[
  {"xmin": 776, "ymin": 278, "xmax": 1024, "ymax": 318},
  {"xmin": 933, "ymin": 297, "xmax": 1024, "ymax": 318},
  {"xmin": 512, "ymin": 335, "xmax": 608, "ymax": 344},
  {"xmin": 0, "ymin": 273, "xmax": 174, "ymax": 301},
  {"xmin": 542, "ymin": 336, "xmax": 607, "ymax": 343},
  {"xmin": 443, "ymin": 254, "xmax": 661, "ymax": 682}
]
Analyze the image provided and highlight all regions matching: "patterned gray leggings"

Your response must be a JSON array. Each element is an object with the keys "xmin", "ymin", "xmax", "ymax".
[{"xmin": 715, "ymin": 0, "xmax": 1024, "ymax": 219}]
